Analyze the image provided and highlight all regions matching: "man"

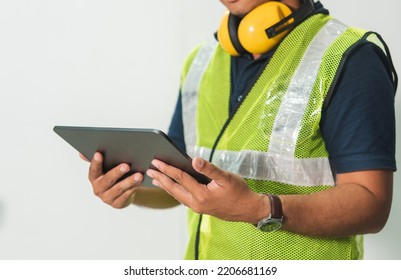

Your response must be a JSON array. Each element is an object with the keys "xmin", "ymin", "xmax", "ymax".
[{"xmin": 86, "ymin": 0, "xmax": 397, "ymax": 259}]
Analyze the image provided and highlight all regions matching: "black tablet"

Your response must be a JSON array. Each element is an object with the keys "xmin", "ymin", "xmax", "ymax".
[{"xmin": 53, "ymin": 126, "xmax": 211, "ymax": 187}]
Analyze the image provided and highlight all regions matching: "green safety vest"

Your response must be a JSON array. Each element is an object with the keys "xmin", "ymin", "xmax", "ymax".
[{"xmin": 180, "ymin": 13, "xmax": 389, "ymax": 260}]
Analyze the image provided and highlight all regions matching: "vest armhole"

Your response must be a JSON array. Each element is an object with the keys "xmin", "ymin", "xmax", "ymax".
[{"xmin": 322, "ymin": 32, "xmax": 398, "ymax": 110}]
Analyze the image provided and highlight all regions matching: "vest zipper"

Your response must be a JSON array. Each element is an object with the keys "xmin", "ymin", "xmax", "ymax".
[
  {"xmin": 194, "ymin": 114, "xmax": 232, "ymax": 260},
  {"xmin": 194, "ymin": 56, "xmax": 270, "ymax": 259}
]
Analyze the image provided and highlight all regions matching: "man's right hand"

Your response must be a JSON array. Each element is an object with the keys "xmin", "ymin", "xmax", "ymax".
[{"xmin": 87, "ymin": 152, "xmax": 143, "ymax": 209}]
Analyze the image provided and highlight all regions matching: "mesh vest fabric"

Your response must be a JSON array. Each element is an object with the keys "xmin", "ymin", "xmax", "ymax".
[{"xmin": 180, "ymin": 14, "xmax": 374, "ymax": 260}]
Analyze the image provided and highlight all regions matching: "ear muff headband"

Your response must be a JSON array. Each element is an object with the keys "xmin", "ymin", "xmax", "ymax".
[{"xmin": 217, "ymin": 0, "xmax": 315, "ymax": 56}]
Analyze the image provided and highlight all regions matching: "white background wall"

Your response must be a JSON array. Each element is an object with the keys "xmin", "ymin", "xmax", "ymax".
[{"xmin": 0, "ymin": 0, "xmax": 400, "ymax": 260}]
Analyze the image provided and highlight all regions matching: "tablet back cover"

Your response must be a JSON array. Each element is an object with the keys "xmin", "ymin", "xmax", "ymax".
[{"xmin": 53, "ymin": 126, "xmax": 210, "ymax": 186}]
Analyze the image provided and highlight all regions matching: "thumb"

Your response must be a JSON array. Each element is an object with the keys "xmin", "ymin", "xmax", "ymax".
[{"xmin": 193, "ymin": 157, "xmax": 226, "ymax": 185}]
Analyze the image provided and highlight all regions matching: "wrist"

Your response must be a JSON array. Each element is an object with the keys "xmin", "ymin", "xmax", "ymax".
[
  {"xmin": 245, "ymin": 193, "xmax": 271, "ymax": 225},
  {"xmin": 256, "ymin": 194, "xmax": 284, "ymax": 232}
]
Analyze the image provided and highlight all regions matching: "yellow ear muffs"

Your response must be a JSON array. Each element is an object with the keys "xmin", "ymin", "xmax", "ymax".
[
  {"xmin": 217, "ymin": 1, "xmax": 294, "ymax": 56},
  {"xmin": 217, "ymin": 10, "xmax": 242, "ymax": 56},
  {"xmin": 238, "ymin": 2, "xmax": 293, "ymax": 54}
]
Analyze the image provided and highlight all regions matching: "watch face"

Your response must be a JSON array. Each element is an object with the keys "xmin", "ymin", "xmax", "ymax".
[{"xmin": 259, "ymin": 219, "xmax": 282, "ymax": 232}]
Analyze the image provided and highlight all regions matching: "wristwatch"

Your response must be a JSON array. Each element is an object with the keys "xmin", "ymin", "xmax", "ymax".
[{"xmin": 256, "ymin": 194, "xmax": 284, "ymax": 232}]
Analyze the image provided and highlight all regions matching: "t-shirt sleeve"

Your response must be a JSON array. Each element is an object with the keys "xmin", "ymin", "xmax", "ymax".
[
  {"xmin": 167, "ymin": 91, "xmax": 186, "ymax": 152},
  {"xmin": 321, "ymin": 43, "xmax": 397, "ymax": 174}
]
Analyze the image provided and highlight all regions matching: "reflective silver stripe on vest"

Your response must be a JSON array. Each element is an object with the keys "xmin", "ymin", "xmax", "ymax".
[
  {"xmin": 269, "ymin": 19, "xmax": 347, "ymax": 158},
  {"xmin": 182, "ymin": 38, "xmax": 218, "ymax": 157},
  {"xmin": 194, "ymin": 147, "xmax": 334, "ymax": 187},
  {"xmin": 184, "ymin": 20, "xmax": 348, "ymax": 186}
]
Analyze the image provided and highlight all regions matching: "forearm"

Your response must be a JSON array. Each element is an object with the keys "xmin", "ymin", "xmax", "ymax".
[
  {"xmin": 279, "ymin": 170, "xmax": 393, "ymax": 237},
  {"xmin": 281, "ymin": 185, "xmax": 382, "ymax": 237}
]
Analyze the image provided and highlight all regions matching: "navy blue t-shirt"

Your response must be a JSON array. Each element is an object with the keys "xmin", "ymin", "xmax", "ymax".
[{"xmin": 168, "ymin": 11, "xmax": 397, "ymax": 176}]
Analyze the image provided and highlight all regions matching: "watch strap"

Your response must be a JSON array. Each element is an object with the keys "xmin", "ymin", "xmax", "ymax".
[{"xmin": 267, "ymin": 194, "xmax": 283, "ymax": 220}]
